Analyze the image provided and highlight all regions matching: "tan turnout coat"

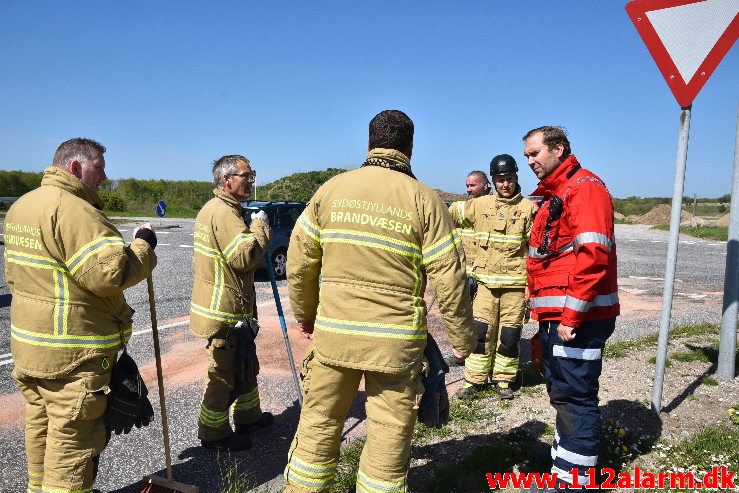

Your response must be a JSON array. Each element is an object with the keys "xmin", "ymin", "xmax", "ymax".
[
  {"xmin": 450, "ymin": 189, "xmax": 536, "ymax": 287},
  {"xmin": 5, "ymin": 167, "xmax": 157, "ymax": 378},
  {"xmin": 287, "ymin": 148, "xmax": 476, "ymax": 374},
  {"xmin": 190, "ymin": 189, "xmax": 271, "ymax": 339}
]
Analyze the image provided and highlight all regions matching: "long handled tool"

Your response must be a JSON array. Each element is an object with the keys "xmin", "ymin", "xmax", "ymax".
[
  {"xmin": 140, "ymin": 276, "xmax": 199, "ymax": 493},
  {"xmin": 265, "ymin": 251, "xmax": 303, "ymax": 406}
]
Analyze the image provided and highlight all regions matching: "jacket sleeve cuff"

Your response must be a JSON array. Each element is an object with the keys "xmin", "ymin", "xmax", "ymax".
[{"xmin": 560, "ymin": 308, "xmax": 585, "ymax": 328}]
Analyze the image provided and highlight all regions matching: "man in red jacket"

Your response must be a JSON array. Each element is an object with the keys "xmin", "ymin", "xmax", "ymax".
[{"xmin": 523, "ymin": 126, "xmax": 618, "ymax": 491}]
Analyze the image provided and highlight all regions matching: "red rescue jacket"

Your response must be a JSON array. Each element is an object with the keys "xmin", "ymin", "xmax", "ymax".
[{"xmin": 527, "ymin": 155, "xmax": 619, "ymax": 327}]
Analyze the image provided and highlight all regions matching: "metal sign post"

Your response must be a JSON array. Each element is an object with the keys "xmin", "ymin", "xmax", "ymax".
[
  {"xmin": 718, "ymin": 104, "xmax": 739, "ymax": 381},
  {"xmin": 627, "ymin": 0, "xmax": 739, "ymax": 413},
  {"xmin": 651, "ymin": 106, "xmax": 691, "ymax": 413}
]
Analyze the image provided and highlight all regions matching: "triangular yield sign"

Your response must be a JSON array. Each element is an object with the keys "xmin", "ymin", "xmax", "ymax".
[{"xmin": 626, "ymin": 0, "xmax": 739, "ymax": 107}]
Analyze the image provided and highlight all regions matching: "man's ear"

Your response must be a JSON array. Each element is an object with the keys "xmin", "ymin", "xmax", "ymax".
[
  {"xmin": 68, "ymin": 159, "xmax": 81, "ymax": 178},
  {"xmin": 368, "ymin": 141, "xmax": 372, "ymax": 152},
  {"xmin": 555, "ymin": 144, "xmax": 565, "ymax": 159},
  {"xmin": 403, "ymin": 140, "xmax": 413, "ymax": 159}
]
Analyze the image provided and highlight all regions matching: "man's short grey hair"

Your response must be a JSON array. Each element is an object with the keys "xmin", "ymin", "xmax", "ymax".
[
  {"xmin": 467, "ymin": 170, "xmax": 489, "ymax": 183},
  {"xmin": 212, "ymin": 154, "xmax": 249, "ymax": 187},
  {"xmin": 52, "ymin": 138, "xmax": 106, "ymax": 168}
]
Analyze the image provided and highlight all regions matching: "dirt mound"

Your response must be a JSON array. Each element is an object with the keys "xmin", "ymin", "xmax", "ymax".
[
  {"xmin": 716, "ymin": 213, "xmax": 730, "ymax": 227},
  {"xmin": 435, "ymin": 189, "xmax": 467, "ymax": 203},
  {"xmin": 636, "ymin": 204, "xmax": 692, "ymax": 225}
]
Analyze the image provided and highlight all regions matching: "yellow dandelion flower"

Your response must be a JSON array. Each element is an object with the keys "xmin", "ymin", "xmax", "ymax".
[
  {"xmin": 618, "ymin": 428, "xmax": 626, "ymax": 436},
  {"xmin": 622, "ymin": 445, "xmax": 629, "ymax": 452}
]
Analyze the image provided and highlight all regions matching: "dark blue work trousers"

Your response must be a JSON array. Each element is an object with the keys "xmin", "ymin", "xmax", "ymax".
[{"xmin": 539, "ymin": 318, "xmax": 616, "ymax": 489}]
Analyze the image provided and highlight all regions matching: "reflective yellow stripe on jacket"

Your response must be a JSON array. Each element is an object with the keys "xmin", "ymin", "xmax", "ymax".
[
  {"xmin": 193, "ymin": 241, "xmax": 252, "ymax": 324},
  {"xmin": 5, "ymin": 238, "xmax": 130, "ymax": 349},
  {"xmin": 299, "ymin": 215, "xmax": 430, "ymax": 340}
]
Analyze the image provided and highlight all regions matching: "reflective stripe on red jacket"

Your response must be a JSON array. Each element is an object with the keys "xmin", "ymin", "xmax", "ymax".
[{"xmin": 526, "ymin": 155, "xmax": 619, "ymax": 327}]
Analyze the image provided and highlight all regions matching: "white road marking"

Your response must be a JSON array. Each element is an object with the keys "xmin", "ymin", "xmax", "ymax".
[
  {"xmin": 676, "ymin": 292, "xmax": 708, "ymax": 299},
  {"xmin": 0, "ymin": 319, "xmax": 192, "ymax": 367},
  {"xmin": 131, "ymin": 319, "xmax": 190, "ymax": 336},
  {"xmin": 629, "ymin": 276, "xmax": 664, "ymax": 281},
  {"xmin": 179, "ymin": 245, "xmax": 194, "ymax": 248},
  {"xmin": 159, "ymin": 243, "xmax": 171, "ymax": 246},
  {"xmin": 621, "ymin": 288, "xmax": 649, "ymax": 294}
]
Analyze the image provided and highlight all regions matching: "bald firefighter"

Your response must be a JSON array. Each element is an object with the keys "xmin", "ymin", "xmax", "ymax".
[
  {"xmin": 283, "ymin": 110, "xmax": 475, "ymax": 492},
  {"xmin": 450, "ymin": 154, "xmax": 536, "ymax": 399},
  {"xmin": 6, "ymin": 138, "xmax": 157, "ymax": 493},
  {"xmin": 449, "ymin": 170, "xmax": 491, "ymax": 275}
]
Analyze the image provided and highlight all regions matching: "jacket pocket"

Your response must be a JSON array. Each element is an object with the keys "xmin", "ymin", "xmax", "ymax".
[
  {"xmin": 72, "ymin": 372, "xmax": 111, "ymax": 421},
  {"xmin": 532, "ymin": 272, "xmax": 570, "ymax": 293},
  {"xmin": 208, "ymin": 335, "xmax": 237, "ymax": 371}
]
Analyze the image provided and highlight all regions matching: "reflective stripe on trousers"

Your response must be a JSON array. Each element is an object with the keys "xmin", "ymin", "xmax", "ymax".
[{"xmin": 539, "ymin": 318, "xmax": 615, "ymax": 489}]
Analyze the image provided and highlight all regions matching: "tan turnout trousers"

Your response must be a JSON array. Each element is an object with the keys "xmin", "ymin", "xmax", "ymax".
[
  {"xmin": 283, "ymin": 348, "xmax": 424, "ymax": 493},
  {"xmin": 464, "ymin": 286, "xmax": 526, "ymax": 385},
  {"xmin": 198, "ymin": 326, "xmax": 262, "ymax": 441},
  {"xmin": 13, "ymin": 356, "xmax": 114, "ymax": 493}
]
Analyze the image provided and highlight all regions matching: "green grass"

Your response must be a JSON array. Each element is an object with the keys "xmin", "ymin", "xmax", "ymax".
[
  {"xmin": 654, "ymin": 425, "xmax": 739, "ymax": 481},
  {"xmin": 652, "ymin": 224, "xmax": 728, "ymax": 241},
  {"xmin": 672, "ymin": 348, "xmax": 714, "ymax": 363},
  {"xmin": 330, "ymin": 437, "xmax": 366, "ymax": 492},
  {"xmin": 648, "ymin": 356, "xmax": 672, "ymax": 367},
  {"xmin": 702, "ymin": 376, "xmax": 719, "ymax": 386},
  {"xmin": 413, "ymin": 387, "xmax": 500, "ymax": 441},
  {"xmin": 427, "ymin": 431, "xmax": 544, "ymax": 493},
  {"xmin": 604, "ymin": 323, "xmax": 719, "ymax": 360},
  {"xmin": 217, "ymin": 454, "xmax": 258, "ymax": 493},
  {"xmin": 106, "ymin": 206, "xmax": 199, "ymax": 218}
]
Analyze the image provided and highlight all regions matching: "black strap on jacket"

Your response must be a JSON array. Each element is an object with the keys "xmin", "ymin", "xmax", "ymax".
[{"xmin": 361, "ymin": 158, "xmax": 417, "ymax": 180}]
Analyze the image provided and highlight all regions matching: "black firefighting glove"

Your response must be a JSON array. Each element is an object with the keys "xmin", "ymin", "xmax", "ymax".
[
  {"xmin": 417, "ymin": 334, "xmax": 450, "ymax": 429},
  {"xmin": 467, "ymin": 275, "xmax": 478, "ymax": 301},
  {"xmin": 134, "ymin": 227, "xmax": 157, "ymax": 249},
  {"xmin": 105, "ymin": 350, "xmax": 154, "ymax": 435},
  {"xmin": 229, "ymin": 319, "xmax": 260, "ymax": 405}
]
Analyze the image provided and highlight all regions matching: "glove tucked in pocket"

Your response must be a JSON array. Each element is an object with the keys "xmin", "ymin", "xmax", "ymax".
[{"xmin": 104, "ymin": 350, "xmax": 154, "ymax": 435}]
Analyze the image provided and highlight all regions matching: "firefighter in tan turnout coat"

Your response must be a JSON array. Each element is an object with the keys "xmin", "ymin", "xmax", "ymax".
[
  {"xmin": 190, "ymin": 154, "xmax": 273, "ymax": 451},
  {"xmin": 283, "ymin": 110, "xmax": 475, "ymax": 493},
  {"xmin": 5, "ymin": 138, "xmax": 157, "ymax": 493},
  {"xmin": 450, "ymin": 154, "xmax": 536, "ymax": 400},
  {"xmin": 448, "ymin": 170, "xmax": 491, "ymax": 274}
]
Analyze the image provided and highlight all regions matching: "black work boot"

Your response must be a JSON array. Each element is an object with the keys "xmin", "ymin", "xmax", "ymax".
[
  {"xmin": 234, "ymin": 412, "xmax": 274, "ymax": 434},
  {"xmin": 454, "ymin": 381, "xmax": 486, "ymax": 399},
  {"xmin": 492, "ymin": 381, "xmax": 515, "ymax": 399},
  {"xmin": 201, "ymin": 432, "xmax": 252, "ymax": 451}
]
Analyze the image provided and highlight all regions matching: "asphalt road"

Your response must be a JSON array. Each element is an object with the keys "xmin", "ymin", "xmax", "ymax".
[{"xmin": 0, "ymin": 221, "xmax": 733, "ymax": 492}]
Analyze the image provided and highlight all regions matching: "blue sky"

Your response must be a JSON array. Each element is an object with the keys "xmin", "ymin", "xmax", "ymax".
[{"xmin": 1, "ymin": 1, "xmax": 737, "ymax": 199}]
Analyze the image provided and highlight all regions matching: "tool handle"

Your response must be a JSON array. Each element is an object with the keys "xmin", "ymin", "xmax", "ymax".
[
  {"xmin": 147, "ymin": 275, "xmax": 173, "ymax": 480},
  {"xmin": 265, "ymin": 251, "xmax": 303, "ymax": 406}
]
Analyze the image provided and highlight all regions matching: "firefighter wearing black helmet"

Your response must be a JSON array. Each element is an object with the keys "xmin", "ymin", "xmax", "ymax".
[{"xmin": 449, "ymin": 153, "xmax": 536, "ymax": 399}]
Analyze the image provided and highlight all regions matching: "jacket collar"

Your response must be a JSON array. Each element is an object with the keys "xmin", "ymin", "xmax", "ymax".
[
  {"xmin": 363, "ymin": 148, "xmax": 413, "ymax": 173},
  {"xmin": 213, "ymin": 188, "xmax": 243, "ymax": 210},
  {"xmin": 41, "ymin": 166, "xmax": 105, "ymax": 209},
  {"xmin": 531, "ymin": 155, "xmax": 580, "ymax": 196},
  {"xmin": 494, "ymin": 184, "xmax": 523, "ymax": 205}
]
